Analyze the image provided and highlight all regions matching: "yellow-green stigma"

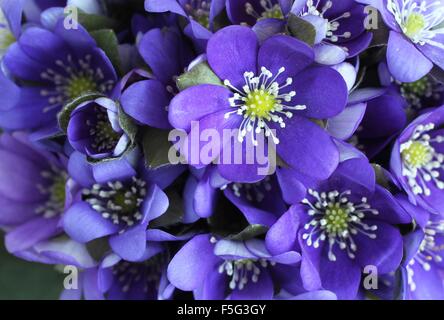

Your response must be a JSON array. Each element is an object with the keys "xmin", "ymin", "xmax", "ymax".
[
  {"xmin": 402, "ymin": 77, "xmax": 430, "ymax": 97},
  {"xmin": 83, "ymin": 178, "xmax": 147, "ymax": 228},
  {"xmin": 324, "ymin": 203, "xmax": 349, "ymax": 235},
  {"xmin": 400, "ymin": 123, "xmax": 444, "ymax": 196},
  {"xmin": 0, "ymin": 29, "xmax": 15, "ymax": 51},
  {"xmin": 404, "ymin": 12, "xmax": 426, "ymax": 39},
  {"xmin": 67, "ymin": 76, "xmax": 98, "ymax": 100},
  {"xmin": 50, "ymin": 175, "xmax": 67, "ymax": 206},
  {"xmin": 36, "ymin": 170, "xmax": 68, "ymax": 218},
  {"xmin": 402, "ymin": 141, "xmax": 432, "ymax": 168},
  {"xmin": 245, "ymin": 89, "xmax": 277, "ymax": 118},
  {"xmin": 261, "ymin": 5, "xmax": 284, "ymax": 19}
]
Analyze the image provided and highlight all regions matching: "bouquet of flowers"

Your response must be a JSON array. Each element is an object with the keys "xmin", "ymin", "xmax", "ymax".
[{"xmin": 0, "ymin": 0, "xmax": 443, "ymax": 300}]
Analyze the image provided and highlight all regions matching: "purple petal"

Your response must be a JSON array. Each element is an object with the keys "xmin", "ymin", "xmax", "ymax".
[
  {"xmin": 5, "ymin": 217, "xmax": 59, "ymax": 253},
  {"xmin": 258, "ymin": 34, "xmax": 314, "ymax": 78},
  {"xmin": 274, "ymin": 115, "xmax": 339, "ymax": 180},
  {"xmin": 167, "ymin": 234, "xmax": 219, "ymax": 291},
  {"xmin": 63, "ymin": 202, "xmax": 119, "ymax": 243},
  {"xmin": 207, "ymin": 26, "xmax": 258, "ymax": 88},
  {"xmin": 326, "ymin": 103, "xmax": 367, "ymax": 140},
  {"xmin": 169, "ymin": 84, "xmax": 232, "ymax": 131},
  {"xmin": 387, "ymin": 31, "xmax": 433, "ymax": 82},
  {"xmin": 266, "ymin": 206, "xmax": 300, "ymax": 255},
  {"xmin": 109, "ymin": 225, "xmax": 147, "ymax": 262},
  {"xmin": 291, "ymin": 66, "xmax": 348, "ymax": 119},
  {"xmin": 121, "ymin": 80, "xmax": 171, "ymax": 129},
  {"xmin": 355, "ymin": 221, "xmax": 403, "ymax": 274}
]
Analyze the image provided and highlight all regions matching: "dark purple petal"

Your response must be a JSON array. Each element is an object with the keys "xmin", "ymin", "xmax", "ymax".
[
  {"xmin": 266, "ymin": 206, "xmax": 300, "ymax": 255},
  {"xmin": 290, "ymin": 66, "xmax": 348, "ymax": 119},
  {"xmin": 274, "ymin": 115, "xmax": 339, "ymax": 180},
  {"xmin": 319, "ymin": 246, "xmax": 362, "ymax": 300},
  {"xmin": 121, "ymin": 80, "xmax": 171, "ymax": 129},
  {"xmin": 207, "ymin": 25, "xmax": 259, "ymax": 88},
  {"xmin": 258, "ymin": 35, "xmax": 314, "ymax": 79},
  {"xmin": 355, "ymin": 221, "xmax": 403, "ymax": 274}
]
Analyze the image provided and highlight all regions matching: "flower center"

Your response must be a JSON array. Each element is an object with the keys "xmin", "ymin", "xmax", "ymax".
[
  {"xmin": 302, "ymin": 189, "xmax": 379, "ymax": 261},
  {"xmin": 113, "ymin": 252, "xmax": 168, "ymax": 294},
  {"xmin": 245, "ymin": 1, "xmax": 284, "ymax": 20},
  {"xmin": 185, "ymin": 0, "xmax": 211, "ymax": 28},
  {"xmin": 36, "ymin": 168, "xmax": 68, "ymax": 218},
  {"xmin": 402, "ymin": 141, "xmax": 432, "ymax": 168},
  {"xmin": 407, "ymin": 219, "xmax": 444, "ymax": 291},
  {"xmin": 245, "ymin": 89, "xmax": 277, "ymax": 118},
  {"xmin": 0, "ymin": 9, "xmax": 15, "ymax": 56},
  {"xmin": 400, "ymin": 123, "xmax": 444, "ymax": 196},
  {"xmin": 387, "ymin": 0, "xmax": 444, "ymax": 46},
  {"xmin": 82, "ymin": 177, "xmax": 147, "ymax": 231},
  {"xmin": 218, "ymin": 258, "xmax": 275, "ymax": 290},
  {"xmin": 224, "ymin": 67, "xmax": 306, "ymax": 145},
  {"xmin": 67, "ymin": 76, "xmax": 98, "ymax": 100},
  {"xmin": 231, "ymin": 177, "xmax": 272, "ymax": 203},
  {"xmin": 87, "ymin": 107, "xmax": 121, "ymax": 153},
  {"xmin": 40, "ymin": 54, "xmax": 115, "ymax": 113},
  {"xmin": 405, "ymin": 12, "xmax": 426, "ymax": 38},
  {"xmin": 302, "ymin": 0, "xmax": 352, "ymax": 44}
]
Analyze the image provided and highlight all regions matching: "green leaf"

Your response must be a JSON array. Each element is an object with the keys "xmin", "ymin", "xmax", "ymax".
[
  {"xmin": 0, "ymin": 239, "xmax": 64, "ymax": 299},
  {"xmin": 90, "ymin": 29, "xmax": 122, "ymax": 75},
  {"xmin": 118, "ymin": 103, "xmax": 138, "ymax": 143},
  {"xmin": 176, "ymin": 62, "xmax": 223, "ymax": 91},
  {"xmin": 86, "ymin": 238, "xmax": 111, "ymax": 262},
  {"xmin": 286, "ymin": 14, "xmax": 316, "ymax": 46},
  {"xmin": 227, "ymin": 224, "xmax": 269, "ymax": 241},
  {"xmin": 75, "ymin": 10, "xmax": 118, "ymax": 32},
  {"xmin": 372, "ymin": 164, "xmax": 391, "ymax": 189},
  {"xmin": 57, "ymin": 92, "xmax": 104, "ymax": 133},
  {"xmin": 150, "ymin": 190, "xmax": 184, "ymax": 228},
  {"xmin": 142, "ymin": 127, "xmax": 173, "ymax": 169}
]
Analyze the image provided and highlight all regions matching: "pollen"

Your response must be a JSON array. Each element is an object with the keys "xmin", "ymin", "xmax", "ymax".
[
  {"xmin": 402, "ymin": 141, "xmax": 432, "ymax": 168},
  {"xmin": 404, "ymin": 12, "xmax": 426, "ymax": 39},
  {"xmin": 245, "ymin": 89, "xmax": 277, "ymax": 118},
  {"xmin": 66, "ymin": 76, "xmax": 98, "ymax": 100}
]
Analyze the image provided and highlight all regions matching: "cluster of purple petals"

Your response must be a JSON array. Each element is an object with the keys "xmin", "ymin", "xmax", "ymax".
[{"xmin": 0, "ymin": 0, "xmax": 443, "ymax": 301}]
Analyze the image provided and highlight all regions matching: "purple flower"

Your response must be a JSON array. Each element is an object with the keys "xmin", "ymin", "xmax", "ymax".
[
  {"xmin": 119, "ymin": 28, "xmax": 193, "ymax": 129},
  {"xmin": 395, "ymin": 197, "xmax": 444, "ymax": 299},
  {"xmin": 378, "ymin": 61, "xmax": 444, "ymax": 112},
  {"xmin": 226, "ymin": 0, "xmax": 292, "ymax": 25},
  {"xmin": 67, "ymin": 97, "xmax": 131, "ymax": 160},
  {"xmin": 390, "ymin": 105, "xmax": 444, "ymax": 214},
  {"xmin": 62, "ymin": 156, "xmax": 170, "ymax": 262},
  {"xmin": 291, "ymin": 0, "xmax": 373, "ymax": 65},
  {"xmin": 362, "ymin": 0, "xmax": 444, "ymax": 82},
  {"xmin": 0, "ymin": 18, "xmax": 117, "ymax": 134},
  {"xmin": 169, "ymin": 26, "xmax": 348, "ymax": 183},
  {"xmin": 0, "ymin": 0, "xmax": 24, "ymax": 58},
  {"xmin": 145, "ymin": 0, "xmax": 228, "ymax": 29},
  {"xmin": 223, "ymin": 176, "xmax": 288, "ymax": 227},
  {"xmin": 267, "ymin": 158, "xmax": 410, "ymax": 299},
  {"xmin": 65, "ymin": 246, "xmax": 175, "ymax": 300},
  {"xmin": 167, "ymin": 234, "xmax": 301, "ymax": 299},
  {"xmin": 0, "ymin": 133, "xmax": 69, "ymax": 257}
]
